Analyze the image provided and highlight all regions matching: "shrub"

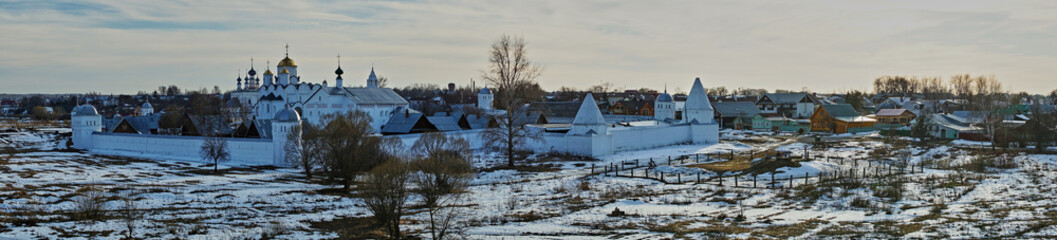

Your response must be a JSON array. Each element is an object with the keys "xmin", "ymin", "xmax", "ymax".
[
  {"xmin": 71, "ymin": 185, "xmax": 107, "ymax": 221},
  {"xmin": 849, "ymin": 197, "xmax": 870, "ymax": 209}
]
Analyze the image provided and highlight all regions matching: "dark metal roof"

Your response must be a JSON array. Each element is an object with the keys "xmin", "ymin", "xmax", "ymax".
[{"xmin": 712, "ymin": 101, "xmax": 761, "ymax": 117}]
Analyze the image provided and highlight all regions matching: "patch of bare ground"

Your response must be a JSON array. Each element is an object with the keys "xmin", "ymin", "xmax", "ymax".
[{"xmin": 309, "ymin": 216, "xmax": 390, "ymax": 239}]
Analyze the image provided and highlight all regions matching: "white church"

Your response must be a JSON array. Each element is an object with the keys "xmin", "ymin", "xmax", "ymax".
[{"xmin": 231, "ymin": 46, "xmax": 409, "ymax": 131}]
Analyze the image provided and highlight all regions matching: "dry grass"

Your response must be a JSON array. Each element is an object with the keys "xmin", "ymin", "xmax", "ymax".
[{"xmin": 689, "ymin": 159, "xmax": 752, "ymax": 172}]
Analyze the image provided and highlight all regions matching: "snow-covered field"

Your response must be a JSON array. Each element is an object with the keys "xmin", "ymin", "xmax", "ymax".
[{"xmin": 4, "ymin": 124, "xmax": 1057, "ymax": 239}]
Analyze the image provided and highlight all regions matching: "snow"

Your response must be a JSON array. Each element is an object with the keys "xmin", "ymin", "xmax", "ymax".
[
  {"xmin": 951, "ymin": 139, "xmax": 991, "ymax": 146},
  {"xmin": 5, "ymin": 125, "xmax": 1057, "ymax": 239}
]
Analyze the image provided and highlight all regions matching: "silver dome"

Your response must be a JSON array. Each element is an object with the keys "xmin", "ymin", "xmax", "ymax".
[
  {"xmin": 73, "ymin": 105, "xmax": 99, "ymax": 116},
  {"xmin": 274, "ymin": 108, "xmax": 301, "ymax": 122},
  {"xmin": 656, "ymin": 93, "xmax": 673, "ymax": 102}
]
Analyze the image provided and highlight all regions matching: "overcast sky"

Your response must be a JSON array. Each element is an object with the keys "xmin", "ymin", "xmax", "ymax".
[{"xmin": 2, "ymin": 0, "xmax": 1056, "ymax": 94}]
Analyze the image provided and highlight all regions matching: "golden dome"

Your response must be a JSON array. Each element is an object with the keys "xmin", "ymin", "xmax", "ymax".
[
  {"xmin": 279, "ymin": 67, "xmax": 290, "ymax": 74},
  {"xmin": 264, "ymin": 69, "xmax": 274, "ymax": 75},
  {"xmin": 278, "ymin": 57, "xmax": 297, "ymax": 67}
]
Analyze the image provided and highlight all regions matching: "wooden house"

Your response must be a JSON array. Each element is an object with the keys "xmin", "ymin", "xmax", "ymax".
[
  {"xmin": 874, "ymin": 109, "xmax": 916, "ymax": 127},
  {"xmin": 810, "ymin": 104, "xmax": 876, "ymax": 133},
  {"xmin": 609, "ymin": 99, "xmax": 654, "ymax": 116}
]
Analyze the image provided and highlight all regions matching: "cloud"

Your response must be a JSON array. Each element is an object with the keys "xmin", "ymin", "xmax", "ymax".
[{"xmin": 1, "ymin": 0, "xmax": 1055, "ymax": 94}]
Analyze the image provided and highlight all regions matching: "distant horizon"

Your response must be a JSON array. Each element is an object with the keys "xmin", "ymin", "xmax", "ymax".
[{"xmin": 3, "ymin": 1, "xmax": 1056, "ymax": 95}]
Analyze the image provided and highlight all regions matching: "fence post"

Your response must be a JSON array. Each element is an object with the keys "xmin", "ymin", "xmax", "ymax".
[
  {"xmin": 668, "ymin": 156, "xmax": 671, "ymax": 165},
  {"xmin": 677, "ymin": 174, "xmax": 681, "ymax": 183},
  {"xmin": 591, "ymin": 164, "xmax": 595, "ymax": 175},
  {"xmin": 788, "ymin": 175, "xmax": 792, "ymax": 188},
  {"xmin": 805, "ymin": 172, "xmax": 809, "ymax": 185},
  {"xmin": 770, "ymin": 172, "xmax": 775, "ymax": 189},
  {"xmin": 697, "ymin": 173, "xmax": 701, "ymax": 183},
  {"xmin": 696, "ymin": 154, "xmax": 700, "ymax": 163},
  {"xmin": 735, "ymin": 176, "xmax": 738, "ymax": 187},
  {"xmin": 753, "ymin": 175, "xmax": 757, "ymax": 188}
]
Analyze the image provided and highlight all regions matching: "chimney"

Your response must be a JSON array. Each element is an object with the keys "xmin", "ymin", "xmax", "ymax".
[{"xmin": 405, "ymin": 109, "xmax": 409, "ymax": 118}]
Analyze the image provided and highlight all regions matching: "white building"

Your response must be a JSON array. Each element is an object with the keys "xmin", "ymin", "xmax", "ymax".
[
  {"xmin": 478, "ymin": 87, "xmax": 493, "ymax": 110},
  {"xmin": 654, "ymin": 90, "xmax": 676, "ymax": 121},
  {"xmin": 231, "ymin": 47, "xmax": 409, "ymax": 131}
]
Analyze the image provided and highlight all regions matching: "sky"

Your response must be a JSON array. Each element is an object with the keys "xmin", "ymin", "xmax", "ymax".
[{"xmin": 2, "ymin": 0, "xmax": 1056, "ymax": 94}]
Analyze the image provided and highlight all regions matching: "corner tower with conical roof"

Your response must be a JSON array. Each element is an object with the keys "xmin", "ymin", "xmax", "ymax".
[
  {"xmin": 684, "ymin": 77, "xmax": 715, "ymax": 124},
  {"xmin": 569, "ymin": 93, "xmax": 608, "ymax": 135}
]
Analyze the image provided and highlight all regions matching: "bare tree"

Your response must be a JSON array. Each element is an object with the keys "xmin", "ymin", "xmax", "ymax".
[
  {"xmin": 410, "ymin": 133, "xmax": 473, "ymax": 240},
  {"xmin": 118, "ymin": 188, "xmax": 145, "ymax": 239},
  {"xmin": 911, "ymin": 114, "xmax": 931, "ymax": 146},
  {"xmin": 1026, "ymin": 103, "xmax": 1056, "ymax": 153},
  {"xmin": 481, "ymin": 105, "xmax": 544, "ymax": 167},
  {"xmin": 71, "ymin": 184, "xmax": 107, "ymax": 221},
  {"xmin": 377, "ymin": 75, "xmax": 389, "ymax": 88},
  {"xmin": 319, "ymin": 111, "xmax": 386, "ymax": 191},
  {"xmin": 285, "ymin": 122, "xmax": 322, "ymax": 180},
  {"xmin": 359, "ymin": 160, "xmax": 411, "ymax": 240},
  {"xmin": 707, "ymin": 86, "xmax": 729, "ymax": 96},
  {"xmin": 971, "ymin": 75, "xmax": 1003, "ymax": 150},
  {"xmin": 200, "ymin": 134, "xmax": 230, "ymax": 174},
  {"xmin": 480, "ymin": 34, "xmax": 545, "ymax": 167},
  {"xmin": 950, "ymin": 74, "xmax": 974, "ymax": 103}
]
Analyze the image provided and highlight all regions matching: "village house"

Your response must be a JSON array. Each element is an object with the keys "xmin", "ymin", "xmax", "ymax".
[
  {"xmin": 609, "ymin": 98, "xmax": 654, "ymax": 116},
  {"xmin": 755, "ymin": 93, "xmax": 819, "ymax": 119},
  {"xmin": 752, "ymin": 115, "xmax": 809, "ymax": 133},
  {"xmin": 712, "ymin": 101, "xmax": 760, "ymax": 130},
  {"xmin": 874, "ymin": 108, "xmax": 916, "ymax": 128},
  {"xmin": 810, "ymin": 104, "xmax": 876, "ymax": 133},
  {"xmin": 927, "ymin": 113, "xmax": 983, "ymax": 140},
  {"xmin": 876, "ymin": 97, "xmax": 912, "ymax": 110}
]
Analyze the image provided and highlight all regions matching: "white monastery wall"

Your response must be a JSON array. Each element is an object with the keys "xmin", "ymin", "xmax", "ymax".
[{"xmin": 89, "ymin": 133, "xmax": 283, "ymax": 166}]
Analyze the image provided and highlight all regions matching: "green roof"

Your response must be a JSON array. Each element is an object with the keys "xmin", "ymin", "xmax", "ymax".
[{"xmin": 820, "ymin": 104, "xmax": 860, "ymax": 118}]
